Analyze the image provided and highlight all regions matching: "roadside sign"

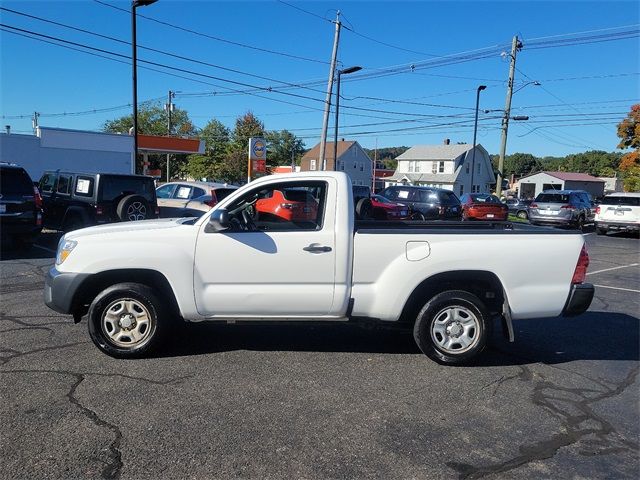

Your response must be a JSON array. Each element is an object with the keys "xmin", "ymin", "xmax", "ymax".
[{"xmin": 248, "ymin": 137, "xmax": 267, "ymax": 182}]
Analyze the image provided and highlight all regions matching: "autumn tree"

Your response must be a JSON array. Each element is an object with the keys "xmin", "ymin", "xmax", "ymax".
[
  {"xmin": 616, "ymin": 104, "xmax": 640, "ymax": 191},
  {"xmin": 230, "ymin": 111, "xmax": 265, "ymax": 152}
]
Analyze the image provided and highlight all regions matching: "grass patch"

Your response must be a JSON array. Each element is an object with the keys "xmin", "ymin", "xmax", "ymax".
[{"xmin": 508, "ymin": 214, "xmax": 529, "ymax": 223}]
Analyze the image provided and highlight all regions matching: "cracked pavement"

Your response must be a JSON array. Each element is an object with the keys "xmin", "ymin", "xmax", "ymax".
[{"xmin": 1, "ymin": 231, "xmax": 638, "ymax": 479}]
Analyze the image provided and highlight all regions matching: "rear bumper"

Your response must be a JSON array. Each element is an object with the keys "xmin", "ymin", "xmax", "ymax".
[
  {"xmin": 529, "ymin": 214, "xmax": 573, "ymax": 226},
  {"xmin": 595, "ymin": 221, "xmax": 639, "ymax": 232},
  {"xmin": 44, "ymin": 267, "xmax": 90, "ymax": 314},
  {"xmin": 562, "ymin": 283, "xmax": 594, "ymax": 317}
]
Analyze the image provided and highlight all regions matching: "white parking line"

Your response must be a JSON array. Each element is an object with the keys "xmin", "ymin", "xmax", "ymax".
[
  {"xmin": 587, "ymin": 263, "xmax": 639, "ymax": 276},
  {"xmin": 33, "ymin": 244, "xmax": 56, "ymax": 254},
  {"xmin": 594, "ymin": 284, "xmax": 640, "ymax": 293}
]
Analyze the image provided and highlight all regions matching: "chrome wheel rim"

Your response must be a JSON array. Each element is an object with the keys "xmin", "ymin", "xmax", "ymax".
[
  {"xmin": 517, "ymin": 211, "xmax": 527, "ymax": 219},
  {"xmin": 101, "ymin": 298, "xmax": 153, "ymax": 348},
  {"xmin": 127, "ymin": 202, "xmax": 147, "ymax": 221},
  {"xmin": 430, "ymin": 305, "xmax": 480, "ymax": 354}
]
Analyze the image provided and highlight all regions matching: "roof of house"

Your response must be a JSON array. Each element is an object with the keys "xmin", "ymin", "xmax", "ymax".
[
  {"xmin": 395, "ymin": 144, "xmax": 477, "ymax": 161},
  {"xmin": 520, "ymin": 171, "xmax": 605, "ymax": 183},
  {"xmin": 301, "ymin": 141, "xmax": 357, "ymax": 161}
]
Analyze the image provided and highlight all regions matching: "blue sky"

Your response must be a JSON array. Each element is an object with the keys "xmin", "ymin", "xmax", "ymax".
[{"xmin": 1, "ymin": 0, "xmax": 638, "ymax": 157}]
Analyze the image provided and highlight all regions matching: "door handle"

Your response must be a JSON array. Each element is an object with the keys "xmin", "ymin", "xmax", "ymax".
[{"xmin": 303, "ymin": 244, "xmax": 332, "ymax": 253}]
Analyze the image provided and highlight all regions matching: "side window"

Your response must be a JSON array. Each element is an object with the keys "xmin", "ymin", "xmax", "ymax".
[
  {"xmin": 39, "ymin": 173, "xmax": 56, "ymax": 193},
  {"xmin": 74, "ymin": 176, "xmax": 95, "ymax": 197},
  {"xmin": 57, "ymin": 175, "xmax": 71, "ymax": 195},
  {"xmin": 227, "ymin": 181, "xmax": 327, "ymax": 232},
  {"xmin": 192, "ymin": 187, "xmax": 206, "ymax": 198},
  {"xmin": 155, "ymin": 184, "xmax": 175, "ymax": 199},
  {"xmin": 174, "ymin": 185, "xmax": 193, "ymax": 199}
]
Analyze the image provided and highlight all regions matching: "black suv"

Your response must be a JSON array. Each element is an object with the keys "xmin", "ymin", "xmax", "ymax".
[
  {"xmin": 39, "ymin": 171, "xmax": 158, "ymax": 231},
  {"xmin": 379, "ymin": 185, "xmax": 462, "ymax": 220},
  {"xmin": 0, "ymin": 163, "xmax": 43, "ymax": 248}
]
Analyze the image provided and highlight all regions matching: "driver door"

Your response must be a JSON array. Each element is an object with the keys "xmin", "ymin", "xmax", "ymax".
[{"xmin": 193, "ymin": 179, "xmax": 338, "ymax": 317}]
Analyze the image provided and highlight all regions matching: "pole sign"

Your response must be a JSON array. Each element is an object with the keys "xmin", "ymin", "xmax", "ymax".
[{"xmin": 248, "ymin": 137, "xmax": 267, "ymax": 182}]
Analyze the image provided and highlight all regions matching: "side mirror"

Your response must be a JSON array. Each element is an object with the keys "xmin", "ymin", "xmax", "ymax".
[{"xmin": 207, "ymin": 208, "xmax": 230, "ymax": 232}]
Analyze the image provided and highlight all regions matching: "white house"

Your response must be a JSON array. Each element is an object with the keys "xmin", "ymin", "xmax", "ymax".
[
  {"xmin": 516, "ymin": 171, "xmax": 606, "ymax": 199},
  {"xmin": 300, "ymin": 140, "xmax": 373, "ymax": 187},
  {"xmin": 385, "ymin": 142, "xmax": 495, "ymax": 196}
]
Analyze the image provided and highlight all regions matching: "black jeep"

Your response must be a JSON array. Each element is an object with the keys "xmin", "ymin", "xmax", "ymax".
[{"xmin": 38, "ymin": 171, "xmax": 158, "ymax": 231}]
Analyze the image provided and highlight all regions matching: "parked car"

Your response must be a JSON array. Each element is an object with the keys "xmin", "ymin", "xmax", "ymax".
[
  {"xmin": 156, "ymin": 181, "xmax": 237, "ymax": 217},
  {"xmin": 505, "ymin": 198, "xmax": 532, "ymax": 219},
  {"xmin": 39, "ymin": 171, "xmax": 158, "ymax": 231},
  {"xmin": 459, "ymin": 193, "xmax": 508, "ymax": 221},
  {"xmin": 370, "ymin": 195, "xmax": 410, "ymax": 220},
  {"xmin": 45, "ymin": 171, "xmax": 593, "ymax": 364},
  {"xmin": 528, "ymin": 190, "xmax": 594, "ymax": 229},
  {"xmin": 0, "ymin": 162, "xmax": 43, "ymax": 248},
  {"xmin": 594, "ymin": 192, "xmax": 640, "ymax": 235},
  {"xmin": 379, "ymin": 185, "xmax": 462, "ymax": 220},
  {"xmin": 352, "ymin": 185, "xmax": 373, "ymax": 219},
  {"xmin": 255, "ymin": 188, "xmax": 319, "ymax": 222}
]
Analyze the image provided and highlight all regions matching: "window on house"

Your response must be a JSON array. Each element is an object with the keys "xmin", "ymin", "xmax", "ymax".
[
  {"xmin": 459, "ymin": 184, "xmax": 464, "ymax": 196},
  {"xmin": 439, "ymin": 161, "xmax": 445, "ymax": 173},
  {"xmin": 353, "ymin": 162, "xmax": 357, "ymax": 169},
  {"xmin": 310, "ymin": 159, "xmax": 316, "ymax": 171},
  {"xmin": 466, "ymin": 162, "xmax": 470, "ymax": 174},
  {"xmin": 432, "ymin": 162, "xmax": 437, "ymax": 174},
  {"xmin": 415, "ymin": 162, "xmax": 420, "ymax": 173},
  {"xmin": 477, "ymin": 163, "xmax": 481, "ymax": 174},
  {"xmin": 360, "ymin": 162, "xmax": 364, "ymax": 172}
]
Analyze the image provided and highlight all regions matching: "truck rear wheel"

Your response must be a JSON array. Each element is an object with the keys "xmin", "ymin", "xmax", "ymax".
[
  {"xmin": 88, "ymin": 282, "xmax": 167, "ymax": 358},
  {"xmin": 413, "ymin": 290, "xmax": 491, "ymax": 365}
]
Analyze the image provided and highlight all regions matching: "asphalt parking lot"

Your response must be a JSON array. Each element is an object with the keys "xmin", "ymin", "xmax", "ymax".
[{"xmin": 1, "ymin": 230, "xmax": 638, "ymax": 479}]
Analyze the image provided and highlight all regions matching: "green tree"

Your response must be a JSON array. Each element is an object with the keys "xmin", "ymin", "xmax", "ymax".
[
  {"xmin": 230, "ymin": 111, "xmax": 265, "ymax": 152},
  {"xmin": 186, "ymin": 119, "xmax": 231, "ymax": 180},
  {"xmin": 265, "ymin": 129, "xmax": 305, "ymax": 166}
]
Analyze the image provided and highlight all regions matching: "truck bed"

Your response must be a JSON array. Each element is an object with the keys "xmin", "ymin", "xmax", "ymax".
[{"xmin": 354, "ymin": 220, "xmax": 577, "ymax": 234}]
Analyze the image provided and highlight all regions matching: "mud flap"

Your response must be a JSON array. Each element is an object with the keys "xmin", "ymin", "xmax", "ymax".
[{"xmin": 501, "ymin": 290, "xmax": 515, "ymax": 342}]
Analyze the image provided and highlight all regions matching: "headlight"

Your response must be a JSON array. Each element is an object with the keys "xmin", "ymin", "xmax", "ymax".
[{"xmin": 56, "ymin": 239, "xmax": 78, "ymax": 265}]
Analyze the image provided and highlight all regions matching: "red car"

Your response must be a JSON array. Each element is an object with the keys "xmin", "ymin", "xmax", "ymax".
[
  {"xmin": 460, "ymin": 193, "xmax": 508, "ymax": 221},
  {"xmin": 256, "ymin": 189, "xmax": 318, "ymax": 222},
  {"xmin": 371, "ymin": 195, "xmax": 410, "ymax": 220}
]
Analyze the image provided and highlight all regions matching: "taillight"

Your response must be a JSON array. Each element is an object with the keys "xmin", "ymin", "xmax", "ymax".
[
  {"xmin": 561, "ymin": 204, "xmax": 576, "ymax": 210},
  {"xmin": 281, "ymin": 203, "xmax": 294, "ymax": 210},
  {"xmin": 572, "ymin": 245, "xmax": 589, "ymax": 284},
  {"xmin": 595, "ymin": 206, "xmax": 601, "ymax": 215},
  {"xmin": 33, "ymin": 186, "xmax": 43, "ymax": 209},
  {"xmin": 530, "ymin": 203, "xmax": 538, "ymax": 208},
  {"xmin": 36, "ymin": 212, "xmax": 42, "ymax": 226}
]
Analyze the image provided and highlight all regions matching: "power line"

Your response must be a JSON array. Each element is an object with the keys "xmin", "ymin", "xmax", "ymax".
[
  {"xmin": 0, "ymin": 6, "xmax": 330, "ymax": 97},
  {"xmin": 92, "ymin": 0, "xmax": 329, "ymax": 65},
  {"xmin": 276, "ymin": 0, "xmax": 333, "ymax": 24},
  {"xmin": 526, "ymin": 23, "xmax": 640, "ymax": 41}
]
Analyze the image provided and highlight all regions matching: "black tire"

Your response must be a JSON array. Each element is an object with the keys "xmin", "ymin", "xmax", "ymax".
[
  {"xmin": 356, "ymin": 198, "xmax": 373, "ymax": 220},
  {"xmin": 575, "ymin": 215, "xmax": 585, "ymax": 231},
  {"xmin": 411, "ymin": 211, "xmax": 426, "ymax": 221},
  {"xmin": 413, "ymin": 290, "xmax": 491, "ymax": 365},
  {"xmin": 596, "ymin": 227, "xmax": 607, "ymax": 236},
  {"xmin": 116, "ymin": 195, "xmax": 150, "ymax": 222},
  {"xmin": 87, "ymin": 282, "xmax": 167, "ymax": 358},
  {"xmin": 516, "ymin": 210, "xmax": 528, "ymax": 220}
]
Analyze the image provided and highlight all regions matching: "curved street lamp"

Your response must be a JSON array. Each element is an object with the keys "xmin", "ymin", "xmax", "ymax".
[{"xmin": 333, "ymin": 66, "xmax": 362, "ymax": 170}]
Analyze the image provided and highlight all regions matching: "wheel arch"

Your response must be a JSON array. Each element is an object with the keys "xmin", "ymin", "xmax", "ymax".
[
  {"xmin": 71, "ymin": 268, "xmax": 181, "ymax": 322},
  {"xmin": 399, "ymin": 270, "xmax": 507, "ymax": 326}
]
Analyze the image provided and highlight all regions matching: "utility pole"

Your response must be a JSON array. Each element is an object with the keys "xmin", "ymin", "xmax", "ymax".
[
  {"xmin": 496, "ymin": 35, "xmax": 522, "ymax": 197},
  {"xmin": 32, "ymin": 111, "xmax": 39, "ymax": 133},
  {"xmin": 319, "ymin": 10, "xmax": 341, "ymax": 171},
  {"xmin": 291, "ymin": 145, "xmax": 296, "ymax": 172},
  {"xmin": 165, "ymin": 90, "xmax": 175, "ymax": 181}
]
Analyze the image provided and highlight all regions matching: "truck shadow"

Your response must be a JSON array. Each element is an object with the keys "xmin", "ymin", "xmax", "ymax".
[
  {"xmin": 160, "ymin": 311, "xmax": 639, "ymax": 365},
  {"xmin": 0, "ymin": 231, "xmax": 61, "ymax": 261}
]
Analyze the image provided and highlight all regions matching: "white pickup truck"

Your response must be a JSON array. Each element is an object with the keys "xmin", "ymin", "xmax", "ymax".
[{"xmin": 45, "ymin": 172, "xmax": 594, "ymax": 364}]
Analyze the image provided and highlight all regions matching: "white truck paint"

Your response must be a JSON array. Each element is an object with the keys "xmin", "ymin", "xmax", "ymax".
[{"xmin": 45, "ymin": 172, "xmax": 594, "ymax": 363}]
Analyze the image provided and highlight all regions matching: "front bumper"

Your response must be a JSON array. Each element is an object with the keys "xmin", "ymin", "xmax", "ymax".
[
  {"xmin": 44, "ymin": 268, "xmax": 90, "ymax": 315},
  {"xmin": 562, "ymin": 283, "xmax": 594, "ymax": 317}
]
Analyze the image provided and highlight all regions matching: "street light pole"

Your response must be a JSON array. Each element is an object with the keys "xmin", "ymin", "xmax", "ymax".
[
  {"xmin": 131, "ymin": 0, "xmax": 158, "ymax": 171},
  {"xmin": 469, "ymin": 85, "xmax": 486, "ymax": 194},
  {"xmin": 333, "ymin": 66, "xmax": 362, "ymax": 170}
]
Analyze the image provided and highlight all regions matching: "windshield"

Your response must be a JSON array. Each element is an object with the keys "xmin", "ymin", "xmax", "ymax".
[
  {"xmin": 471, "ymin": 194, "xmax": 500, "ymax": 203},
  {"xmin": 600, "ymin": 196, "xmax": 640, "ymax": 207},
  {"xmin": 1, "ymin": 167, "xmax": 33, "ymax": 195},
  {"xmin": 536, "ymin": 193, "xmax": 569, "ymax": 203}
]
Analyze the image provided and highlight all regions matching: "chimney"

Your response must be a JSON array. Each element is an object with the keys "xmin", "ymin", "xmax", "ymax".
[
  {"xmin": 443, "ymin": 138, "xmax": 450, "ymax": 145},
  {"xmin": 4, "ymin": 125, "xmax": 10, "ymax": 134}
]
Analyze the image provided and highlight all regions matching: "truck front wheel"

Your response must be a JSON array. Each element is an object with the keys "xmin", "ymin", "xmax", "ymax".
[
  {"xmin": 413, "ymin": 290, "xmax": 491, "ymax": 365},
  {"xmin": 88, "ymin": 283, "xmax": 167, "ymax": 358}
]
